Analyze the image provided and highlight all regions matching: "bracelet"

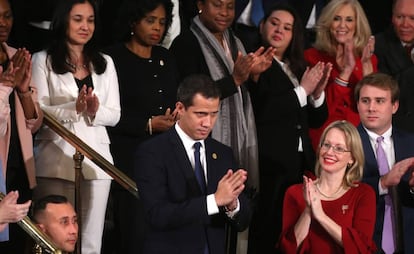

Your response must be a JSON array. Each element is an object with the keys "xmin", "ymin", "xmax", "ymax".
[
  {"xmin": 148, "ymin": 117, "xmax": 152, "ymax": 135},
  {"xmin": 17, "ymin": 87, "xmax": 33, "ymax": 98},
  {"xmin": 335, "ymin": 77, "xmax": 349, "ymax": 87}
]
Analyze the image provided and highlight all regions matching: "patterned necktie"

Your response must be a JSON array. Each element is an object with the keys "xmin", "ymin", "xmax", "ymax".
[
  {"xmin": 376, "ymin": 136, "xmax": 395, "ymax": 254},
  {"xmin": 251, "ymin": 0, "xmax": 264, "ymax": 27},
  {"xmin": 0, "ymin": 162, "xmax": 9, "ymax": 242},
  {"xmin": 194, "ymin": 142, "xmax": 206, "ymax": 194}
]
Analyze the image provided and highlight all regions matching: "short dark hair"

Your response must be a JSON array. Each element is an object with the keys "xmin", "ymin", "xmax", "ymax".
[
  {"xmin": 116, "ymin": 0, "xmax": 174, "ymax": 42},
  {"xmin": 354, "ymin": 72, "xmax": 400, "ymax": 103},
  {"xmin": 177, "ymin": 74, "xmax": 221, "ymax": 108},
  {"xmin": 32, "ymin": 195, "xmax": 70, "ymax": 222}
]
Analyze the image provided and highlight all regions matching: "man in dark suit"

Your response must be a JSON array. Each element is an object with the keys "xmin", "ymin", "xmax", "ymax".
[
  {"xmin": 374, "ymin": 0, "xmax": 414, "ymax": 133},
  {"xmin": 134, "ymin": 74, "xmax": 252, "ymax": 254},
  {"xmin": 355, "ymin": 73, "xmax": 414, "ymax": 254}
]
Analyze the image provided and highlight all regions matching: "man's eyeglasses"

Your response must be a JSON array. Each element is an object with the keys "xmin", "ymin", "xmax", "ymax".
[{"xmin": 320, "ymin": 143, "xmax": 350, "ymax": 154}]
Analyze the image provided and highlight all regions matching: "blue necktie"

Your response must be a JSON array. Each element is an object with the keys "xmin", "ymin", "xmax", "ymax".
[
  {"xmin": 251, "ymin": 0, "xmax": 264, "ymax": 27},
  {"xmin": 376, "ymin": 136, "xmax": 395, "ymax": 254},
  {"xmin": 194, "ymin": 142, "xmax": 209, "ymax": 254},
  {"xmin": 194, "ymin": 142, "xmax": 206, "ymax": 194},
  {"xmin": 0, "ymin": 162, "xmax": 9, "ymax": 242}
]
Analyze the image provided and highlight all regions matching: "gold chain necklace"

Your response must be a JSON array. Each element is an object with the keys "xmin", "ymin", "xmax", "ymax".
[{"xmin": 316, "ymin": 183, "xmax": 343, "ymax": 199}]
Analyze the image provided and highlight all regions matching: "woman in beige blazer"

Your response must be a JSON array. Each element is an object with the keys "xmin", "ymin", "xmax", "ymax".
[
  {"xmin": 0, "ymin": 0, "xmax": 43, "ymax": 252},
  {"xmin": 31, "ymin": 0, "xmax": 120, "ymax": 253}
]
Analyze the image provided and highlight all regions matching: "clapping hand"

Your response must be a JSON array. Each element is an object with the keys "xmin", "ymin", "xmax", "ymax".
[
  {"xmin": 303, "ymin": 176, "xmax": 324, "ymax": 220},
  {"xmin": 215, "ymin": 169, "xmax": 247, "ymax": 209},
  {"xmin": 151, "ymin": 108, "xmax": 177, "ymax": 132},
  {"xmin": 76, "ymin": 85, "xmax": 99, "ymax": 117},
  {"xmin": 336, "ymin": 39, "xmax": 355, "ymax": 80},
  {"xmin": 0, "ymin": 62, "xmax": 16, "ymax": 88},
  {"xmin": 361, "ymin": 36, "xmax": 375, "ymax": 76},
  {"xmin": 0, "ymin": 191, "xmax": 31, "ymax": 231},
  {"xmin": 233, "ymin": 51, "xmax": 256, "ymax": 86},
  {"xmin": 11, "ymin": 48, "xmax": 32, "ymax": 92},
  {"xmin": 382, "ymin": 157, "xmax": 414, "ymax": 188},
  {"xmin": 250, "ymin": 46, "xmax": 276, "ymax": 81},
  {"xmin": 312, "ymin": 62, "xmax": 333, "ymax": 99}
]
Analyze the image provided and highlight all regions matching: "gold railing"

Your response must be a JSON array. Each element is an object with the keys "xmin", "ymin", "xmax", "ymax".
[
  {"xmin": 35, "ymin": 110, "xmax": 139, "ymax": 253},
  {"xmin": 42, "ymin": 110, "xmax": 139, "ymax": 198},
  {"xmin": 0, "ymin": 192, "xmax": 62, "ymax": 254}
]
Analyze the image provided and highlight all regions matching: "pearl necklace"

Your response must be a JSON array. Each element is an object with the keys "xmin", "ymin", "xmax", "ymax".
[
  {"xmin": 316, "ymin": 183, "xmax": 343, "ymax": 199},
  {"xmin": 65, "ymin": 60, "xmax": 87, "ymax": 71}
]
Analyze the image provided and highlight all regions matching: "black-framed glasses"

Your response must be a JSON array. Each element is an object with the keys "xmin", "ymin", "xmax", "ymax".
[{"xmin": 320, "ymin": 142, "xmax": 350, "ymax": 154}]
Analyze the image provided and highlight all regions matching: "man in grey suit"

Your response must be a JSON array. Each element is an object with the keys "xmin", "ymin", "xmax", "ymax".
[
  {"xmin": 355, "ymin": 73, "xmax": 414, "ymax": 254},
  {"xmin": 134, "ymin": 74, "xmax": 252, "ymax": 254}
]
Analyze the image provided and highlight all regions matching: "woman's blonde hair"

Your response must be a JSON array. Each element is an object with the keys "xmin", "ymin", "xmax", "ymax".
[
  {"xmin": 313, "ymin": 0, "xmax": 371, "ymax": 56},
  {"xmin": 314, "ymin": 120, "xmax": 365, "ymax": 187}
]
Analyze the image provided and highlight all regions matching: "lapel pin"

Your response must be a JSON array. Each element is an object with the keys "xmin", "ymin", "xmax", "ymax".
[
  {"xmin": 159, "ymin": 60, "xmax": 164, "ymax": 66},
  {"xmin": 212, "ymin": 153, "xmax": 217, "ymax": 160},
  {"xmin": 342, "ymin": 204, "xmax": 349, "ymax": 214}
]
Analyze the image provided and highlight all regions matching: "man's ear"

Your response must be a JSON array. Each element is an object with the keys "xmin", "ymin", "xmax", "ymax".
[
  {"xmin": 392, "ymin": 100, "xmax": 399, "ymax": 114},
  {"xmin": 176, "ymin": 101, "xmax": 185, "ymax": 112}
]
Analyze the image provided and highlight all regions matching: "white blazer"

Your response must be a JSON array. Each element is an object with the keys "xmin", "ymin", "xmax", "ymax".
[{"xmin": 32, "ymin": 50, "xmax": 121, "ymax": 181}]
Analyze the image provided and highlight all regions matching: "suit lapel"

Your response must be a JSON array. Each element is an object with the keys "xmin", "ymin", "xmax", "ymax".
[
  {"xmin": 386, "ymin": 28, "xmax": 412, "ymax": 71},
  {"xmin": 56, "ymin": 72, "xmax": 79, "ymax": 97},
  {"xmin": 205, "ymin": 138, "xmax": 220, "ymax": 193},
  {"xmin": 358, "ymin": 125, "xmax": 378, "ymax": 175},
  {"xmin": 168, "ymin": 129, "xmax": 203, "ymax": 194}
]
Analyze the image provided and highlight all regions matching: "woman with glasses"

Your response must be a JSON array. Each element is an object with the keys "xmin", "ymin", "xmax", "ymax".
[
  {"xmin": 278, "ymin": 120, "xmax": 377, "ymax": 253},
  {"xmin": 247, "ymin": 3, "xmax": 332, "ymax": 253}
]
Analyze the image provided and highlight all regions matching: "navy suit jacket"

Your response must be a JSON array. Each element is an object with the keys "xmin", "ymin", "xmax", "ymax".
[
  {"xmin": 358, "ymin": 125, "xmax": 414, "ymax": 253},
  {"xmin": 134, "ymin": 127, "xmax": 252, "ymax": 254}
]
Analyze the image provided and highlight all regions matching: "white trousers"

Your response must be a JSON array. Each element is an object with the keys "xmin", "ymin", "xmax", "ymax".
[{"xmin": 34, "ymin": 177, "xmax": 111, "ymax": 254}]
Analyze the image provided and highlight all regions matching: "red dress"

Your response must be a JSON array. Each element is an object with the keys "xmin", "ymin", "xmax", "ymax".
[
  {"xmin": 278, "ymin": 183, "xmax": 377, "ymax": 254},
  {"xmin": 304, "ymin": 48, "xmax": 378, "ymax": 149}
]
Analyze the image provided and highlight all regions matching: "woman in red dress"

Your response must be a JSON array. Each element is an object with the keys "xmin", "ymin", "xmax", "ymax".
[
  {"xmin": 278, "ymin": 120, "xmax": 377, "ymax": 254},
  {"xmin": 305, "ymin": 0, "xmax": 377, "ymax": 149}
]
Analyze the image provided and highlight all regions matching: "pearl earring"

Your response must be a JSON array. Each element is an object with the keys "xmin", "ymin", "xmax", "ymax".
[
  {"xmin": 198, "ymin": 9, "xmax": 202, "ymax": 14},
  {"xmin": 131, "ymin": 31, "xmax": 134, "ymax": 36}
]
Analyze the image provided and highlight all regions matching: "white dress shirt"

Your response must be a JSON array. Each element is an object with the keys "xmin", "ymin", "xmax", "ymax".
[
  {"xmin": 364, "ymin": 126, "xmax": 395, "ymax": 195},
  {"xmin": 175, "ymin": 123, "xmax": 240, "ymax": 217}
]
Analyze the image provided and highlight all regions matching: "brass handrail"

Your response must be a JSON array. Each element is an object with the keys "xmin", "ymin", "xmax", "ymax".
[
  {"xmin": 42, "ymin": 110, "xmax": 139, "ymax": 198},
  {"xmin": 0, "ymin": 192, "xmax": 62, "ymax": 254}
]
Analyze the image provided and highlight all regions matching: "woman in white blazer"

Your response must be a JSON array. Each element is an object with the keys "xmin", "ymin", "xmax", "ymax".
[{"xmin": 32, "ymin": 0, "xmax": 120, "ymax": 253}]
